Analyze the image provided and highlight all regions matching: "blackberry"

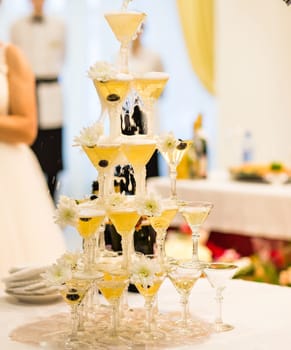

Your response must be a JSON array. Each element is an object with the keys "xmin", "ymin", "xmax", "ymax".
[
  {"xmin": 66, "ymin": 288, "xmax": 80, "ymax": 302},
  {"xmin": 66, "ymin": 293, "xmax": 80, "ymax": 302},
  {"xmin": 107, "ymin": 94, "xmax": 120, "ymax": 102},
  {"xmin": 90, "ymin": 194, "xmax": 98, "ymax": 200},
  {"xmin": 99, "ymin": 160, "xmax": 109, "ymax": 168},
  {"xmin": 177, "ymin": 141, "xmax": 187, "ymax": 150}
]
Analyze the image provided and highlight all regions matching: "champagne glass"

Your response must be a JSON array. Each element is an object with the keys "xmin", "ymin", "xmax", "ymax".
[
  {"xmin": 131, "ymin": 254, "xmax": 166, "ymax": 342},
  {"xmin": 179, "ymin": 200, "xmax": 213, "ymax": 262},
  {"xmin": 167, "ymin": 261, "xmax": 203, "ymax": 333},
  {"xmin": 41, "ymin": 278, "xmax": 91, "ymax": 350},
  {"xmin": 93, "ymin": 77, "xmax": 132, "ymax": 139},
  {"xmin": 74, "ymin": 201, "xmax": 107, "ymax": 320},
  {"xmin": 133, "ymin": 72, "xmax": 169, "ymax": 136},
  {"xmin": 121, "ymin": 135, "xmax": 156, "ymax": 196},
  {"xmin": 96, "ymin": 268, "xmax": 130, "ymax": 345},
  {"xmin": 204, "ymin": 262, "xmax": 238, "ymax": 332},
  {"xmin": 76, "ymin": 201, "xmax": 106, "ymax": 270},
  {"xmin": 104, "ymin": 11, "xmax": 146, "ymax": 73},
  {"xmin": 82, "ymin": 142, "xmax": 120, "ymax": 199},
  {"xmin": 148, "ymin": 198, "xmax": 178, "ymax": 265},
  {"xmin": 158, "ymin": 138, "xmax": 192, "ymax": 199},
  {"xmin": 107, "ymin": 197, "xmax": 140, "ymax": 270}
]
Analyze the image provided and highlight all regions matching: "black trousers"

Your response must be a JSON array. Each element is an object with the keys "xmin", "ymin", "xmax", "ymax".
[{"xmin": 31, "ymin": 127, "xmax": 63, "ymax": 199}]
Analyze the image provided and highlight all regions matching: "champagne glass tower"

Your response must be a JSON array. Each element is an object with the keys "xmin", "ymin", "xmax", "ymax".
[{"xmin": 52, "ymin": 2, "xmax": 217, "ymax": 347}]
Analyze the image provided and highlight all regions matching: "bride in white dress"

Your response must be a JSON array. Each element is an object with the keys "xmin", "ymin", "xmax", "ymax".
[{"xmin": 0, "ymin": 41, "xmax": 66, "ymax": 281}]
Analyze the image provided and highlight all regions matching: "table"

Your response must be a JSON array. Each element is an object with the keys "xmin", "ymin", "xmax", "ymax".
[
  {"xmin": 1, "ymin": 278, "xmax": 291, "ymax": 349},
  {"xmin": 147, "ymin": 173, "xmax": 291, "ymax": 241}
]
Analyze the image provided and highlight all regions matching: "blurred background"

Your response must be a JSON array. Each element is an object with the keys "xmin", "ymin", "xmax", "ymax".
[
  {"xmin": 0, "ymin": 0, "xmax": 215, "ymax": 198},
  {"xmin": 1, "ymin": 0, "xmax": 291, "ymax": 200}
]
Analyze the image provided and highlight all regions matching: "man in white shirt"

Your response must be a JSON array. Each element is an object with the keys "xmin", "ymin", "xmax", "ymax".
[{"xmin": 10, "ymin": 0, "xmax": 66, "ymax": 200}]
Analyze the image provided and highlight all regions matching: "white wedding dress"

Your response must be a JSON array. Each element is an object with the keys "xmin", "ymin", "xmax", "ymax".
[{"xmin": 0, "ymin": 43, "xmax": 66, "ymax": 281}]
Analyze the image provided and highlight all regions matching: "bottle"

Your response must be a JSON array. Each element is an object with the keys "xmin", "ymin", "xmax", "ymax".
[
  {"xmin": 193, "ymin": 114, "xmax": 208, "ymax": 178},
  {"xmin": 242, "ymin": 130, "xmax": 254, "ymax": 163}
]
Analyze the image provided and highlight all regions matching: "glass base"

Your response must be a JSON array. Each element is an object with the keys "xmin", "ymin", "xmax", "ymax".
[
  {"xmin": 99, "ymin": 331, "xmax": 133, "ymax": 348},
  {"xmin": 134, "ymin": 329, "xmax": 165, "ymax": 345},
  {"xmin": 214, "ymin": 322, "xmax": 234, "ymax": 332},
  {"xmin": 40, "ymin": 330, "xmax": 93, "ymax": 350},
  {"xmin": 174, "ymin": 318, "xmax": 212, "ymax": 337}
]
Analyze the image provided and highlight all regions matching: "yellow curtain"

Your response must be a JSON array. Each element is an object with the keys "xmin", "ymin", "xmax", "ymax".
[{"xmin": 176, "ymin": 0, "xmax": 215, "ymax": 95}]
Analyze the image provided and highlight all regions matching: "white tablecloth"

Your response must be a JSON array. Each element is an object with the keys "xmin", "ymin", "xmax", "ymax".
[
  {"xmin": 1, "ymin": 278, "xmax": 291, "ymax": 349},
  {"xmin": 147, "ymin": 174, "xmax": 291, "ymax": 241}
]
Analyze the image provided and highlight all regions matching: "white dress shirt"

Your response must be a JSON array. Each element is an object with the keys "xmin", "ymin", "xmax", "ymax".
[{"xmin": 10, "ymin": 16, "xmax": 66, "ymax": 129}]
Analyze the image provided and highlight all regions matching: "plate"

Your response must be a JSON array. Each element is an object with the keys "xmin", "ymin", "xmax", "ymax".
[
  {"xmin": 5, "ymin": 290, "xmax": 61, "ymax": 304},
  {"xmin": 229, "ymin": 163, "xmax": 291, "ymax": 183}
]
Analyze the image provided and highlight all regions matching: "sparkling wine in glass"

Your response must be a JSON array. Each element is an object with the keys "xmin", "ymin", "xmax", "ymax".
[
  {"xmin": 104, "ymin": 11, "xmax": 146, "ymax": 73},
  {"xmin": 97, "ymin": 269, "xmax": 129, "ymax": 344},
  {"xmin": 76, "ymin": 202, "xmax": 106, "ymax": 268},
  {"xmin": 204, "ymin": 262, "xmax": 238, "ymax": 332},
  {"xmin": 148, "ymin": 198, "xmax": 178, "ymax": 264},
  {"xmin": 158, "ymin": 137, "xmax": 192, "ymax": 199},
  {"xmin": 82, "ymin": 142, "xmax": 120, "ymax": 199},
  {"xmin": 93, "ymin": 77, "xmax": 132, "ymax": 139},
  {"xmin": 133, "ymin": 72, "xmax": 169, "ymax": 136},
  {"xmin": 131, "ymin": 254, "xmax": 166, "ymax": 342},
  {"xmin": 168, "ymin": 261, "xmax": 203, "ymax": 333},
  {"xmin": 58, "ymin": 278, "xmax": 91, "ymax": 349},
  {"xmin": 121, "ymin": 136, "xmax": 156, "ymax": 196},
  {"xmin": 179, "ymin": 200, "xmax": 213, "ymax": 262},
  {"xmin": 108, "ymin": 198, "xmax": 140, "ymax": 270}
]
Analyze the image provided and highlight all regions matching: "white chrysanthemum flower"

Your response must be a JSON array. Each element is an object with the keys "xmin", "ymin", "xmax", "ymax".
[
  {"xmin": 55, "ymin": 195, "xmax": 79, "ymax": 228},
  {"xmin": 57, "ymin": 252, "xmax": 81, "ymax": 270},
  {"xmin": 136, "ymin": 194, "xmax": 162, "ymax": 217},
  {"xmin": 87, "ymin": 61, "xmax": 117, "ymax": 81},
  {"xmin": 41, "ymin": 262, "xmax": 72, "ymax": 286},
  {"xmin": 74, "ymin": 122, "xmax": 103, "ymax": 147},
  {"xmin": 157, "ymin": 132, "xmax": 178, "ymax": 153},
  {"xmin": 130, "ymin": 255, "xmax": 160, "ymax": 288},
  {"xmin": 106, "ymin": 193, "xmax": 127, "ymax": 209}
]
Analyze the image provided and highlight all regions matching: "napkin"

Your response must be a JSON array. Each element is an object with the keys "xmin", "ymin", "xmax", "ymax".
[
  {"xmin": 2, "ymin": 265, "xmax": 58, "ymax": 297},
  {"xmin": 2, "ymin": 265, "xmax": 50, "ymax": 284}
]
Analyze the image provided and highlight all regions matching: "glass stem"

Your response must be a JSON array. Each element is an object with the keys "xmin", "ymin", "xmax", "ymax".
[
  {"xmin": 119, "ymin": 41, "xmax": 129, "ymax": 73},
  {"xmin": 215, "ymin": 288, "xmax": 224, "ymax": 328},
  {"xmin": 104, "ymin": 166, "xmax": 113, "ymax": 196},
  {"xmin": 83, "ymin": 236, "xmax": 96, "ymax": 268},
  {"xmin": 191, "ymin": 227, "xmax": 200, "ymax": 262},
  {"xmin": 145, "ymin": 297, "xmax": 154, "ymax": 333},
  {"xmin": 180, "ymin": 294, "xmax": 189, "ymax": 327},
  {"xmin": 111, "ymin": 299, "xmax": 119, "ymax": 336},
  {"xmin": 119, "ymin": 282, "xmax": 130, "ymax": 320},
  {"xmin": 108, "ymin": 103, "xmax": 121, "ymax": 139},
  {"xmin": 98, "ymin": 172, "xmax": 105, "ymax": 199},
  {"xmin": 156, "ymin": 232, "xmax": 166, "ymax": 264},
  {"xmin": 98, "ymin": 223, "xmax": 106, "ymax": 252},
  {"xmin": 98, "ymin": 103, "xmax": 107, "ymax": 123},
  {"xmin": 144, "ymin": 100, "xmax": 154, "ymax": 136},
  {"xmin": 77, "ymin": 302, "xmax": 85, "ymax": 332},
  {"xmin": 134, "ymin": 165, "xmax": 146, "ymax": 197},
  {"xmin": 169, "ymin": 164, "xmax": 177, "ymax": 199},
  {"xmin": 121, "ymin": 234, "xmax": 131, "ymax": 270},
  {"xmin": 69, "ymin": 304, "xmax": 79, "ymax": 342}
]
